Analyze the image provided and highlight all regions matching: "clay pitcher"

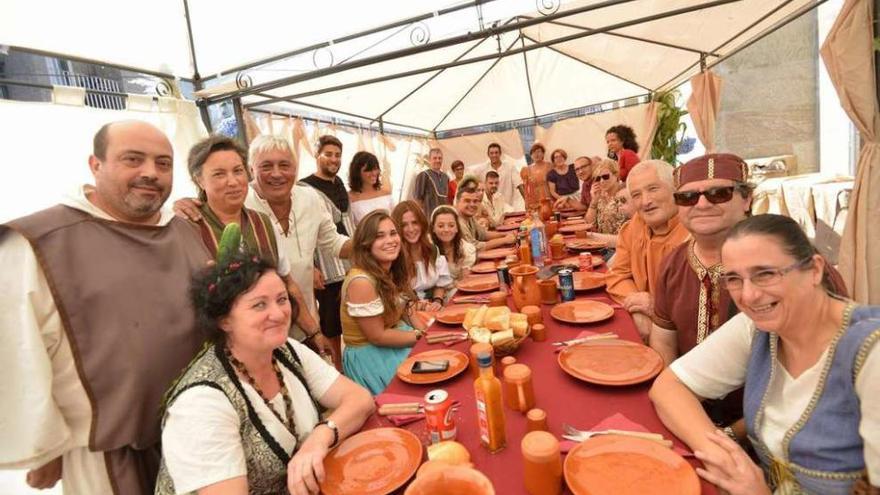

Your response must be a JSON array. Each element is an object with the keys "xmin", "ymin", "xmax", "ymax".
[
  {"xmin": 539, "ymin": 198, "xmax": 553, "ymax": 221},
  {"xmin": 510, "ymin": 264, "xmax": 541, "ymax": 310}
]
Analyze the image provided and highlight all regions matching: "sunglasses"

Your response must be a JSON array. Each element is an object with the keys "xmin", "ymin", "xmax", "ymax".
[
  {"xmin": 594, "ymin": 173, "xmax": 612, "ymax": 182},
  {"xmin": 673, "ymin": 186, "xmax": 739, "ymax": 206}
]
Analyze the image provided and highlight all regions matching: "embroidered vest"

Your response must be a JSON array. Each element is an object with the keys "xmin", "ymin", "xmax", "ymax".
[
  {"xmin": 744, "ymin": 304, "xmax": 880, "ymax": 494},
  {"xmin": 155, "ymin": 342, "xmax": 322, "ymax": 495}
]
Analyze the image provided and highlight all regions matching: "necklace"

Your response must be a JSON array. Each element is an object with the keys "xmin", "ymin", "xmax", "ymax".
[{"xmin": 225, "ymin": 346, "xmax": 296, "ymax": 436}]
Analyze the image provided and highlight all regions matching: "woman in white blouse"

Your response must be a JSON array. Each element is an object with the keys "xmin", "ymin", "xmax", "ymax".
[
  {"xmin": 429, "ymin": 205, "xmax": 476, "ymax": 280},
  {"xmin": 348, "ymin": 151, "xmax": 395, "ymax": 226},
  {"xmin": 649, "ymin": 214, "xmax": 878, "ymax": 495},
  {"xmin": 392, "ymin": 200, "xmax": 453, "ymax": 311},
  {"xmin": 157, "ymin": 254, "xmax": 374, "ymax": 495}
]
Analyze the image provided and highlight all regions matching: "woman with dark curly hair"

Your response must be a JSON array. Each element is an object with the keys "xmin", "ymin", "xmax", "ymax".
[
  {"xmin": 606, "ymin": 124, "xmax": 641, "ymax": 181},
  {"xmin": 348, "ymin": 151, "xmax": 395, "ymax": 225},
  {"xmin": 340, "ymin": 210, "xmax": 428, "ymax": 394},
  {"xmin": 156, "ymin": 254, "xmax": 374, "ymax": 495}
]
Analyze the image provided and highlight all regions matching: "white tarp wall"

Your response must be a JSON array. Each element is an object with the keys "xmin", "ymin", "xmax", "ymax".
[
  {"xmin": 0, "ymin": 91, "xmax": 207, "ymax": 223},
  {"xmin": 534, "ymin": 102, "xmax": 656, "ymax": 160}
]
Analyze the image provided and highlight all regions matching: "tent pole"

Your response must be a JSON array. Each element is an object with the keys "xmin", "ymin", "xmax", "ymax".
[
  {"xmin": 246, "ymin": 97, "xmax": 433, "ymax": 135},
  {"xmin": 232, "ymin": 98, "xmax": 247, "ymax": 143},
  {"xmin": 432, "ymin": 35, "xmax": 523, "ymax": 131},
  {"xmin": 199, "ymin": 0, "xmax": 505, "ymax": 84},
  {"xmin": 205, "ymin": 0, "xmax": 646, "ymax": 104},
  {"xmin": 182, "ymin": 0, "xmax": 201, "ymax": 81},
  {"xmin": 526, "ymin": 16, "xmax": 721, "ymax": 57},
  {"xmin": 520, "ymin": 35, "xmax": 538, "ymax": 120},
  {"xmin": 238, "ymin": 0, "xmax": 736, "ymax": 109},
  {"xmin": 654, "ymin": 0, "xmax": 803, "ymax": 91},
  {"xmin": 519, "ymin": 33, "xmax": 653, "ymax": 91}
]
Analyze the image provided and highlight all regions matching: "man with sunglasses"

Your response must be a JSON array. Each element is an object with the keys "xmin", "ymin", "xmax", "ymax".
[
  {"xmin": 649, "ymin": 153, "xmax": 753, "ymax": 437},
  {"xmin": 605, "ymin": 160, "xmax": 690, "ymax": 340},
  {"xmin": 554, "ymin": 156, "xmax": 594, "ymax": 212}
]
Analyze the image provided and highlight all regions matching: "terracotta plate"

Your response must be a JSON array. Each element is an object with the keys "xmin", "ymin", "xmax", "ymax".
[
  {"xmin": 477, "ymin": 247, "xmax": 515, "ymax": 260},
  {"xmin": 397, "ymin": 349, "xmax": 469, "ymax": 385},
  {"xmin": 457, "ymin": 274, "xmax": 500, "ymax": 293},
  {"xmin": 564, "ymin": 435, "xmax": 699, "ymax": 495},
  {"xmin": 558, "ymin": 339, "xmax": 664, "ymax": 386},
  {"xmin": 321, "ymin": 427, "xmax": 423, "ymax": 495},
  {"xmin": 504, "ymin": 211, "xmax": 527, "ymax": 218},
  {"xmin": 435, "ymin": 304, "xmax": 480, "ymax": 325},
  {"xmin": 559, "ymin": 223, "xmax": 590, "ymax": 234},
  {"xmin": 551, "ymin": 255, "xmax": 604, "ymax": 268},
  {"xmin": 561, "ymin": 217, "xmax": 585, "ymax": 225},
  {"xmin": 565, "ymin": 239, "xmax": 608, "ymax": 251},
  {"xmin": 554, "ymin": 271, "xmax": 606, "ymax": 291},
  {"xmin": 470, "ymin": 260, "xmax": 498, "ymax": 274},
  {"xmin": 495, "ymin": 222, "xmax": 520, "ymax": 232},
  {"xmin": 550, "ymin": 300, "xmax": 614, "ymax": 324},
  {"xmin": 560, "ymin": 210, "xmax": 583, "ymax": 218}
]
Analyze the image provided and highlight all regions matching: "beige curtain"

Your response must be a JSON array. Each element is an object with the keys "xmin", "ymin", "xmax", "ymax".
[
  {"xmin": 820, "ymin": 0, "xmax": 880, "ymax": 304},
  {"xmin": 686, "ymin": 70, "xmax": 723, "ymax": 153},
  {"xmin": 532, "ymin": 103, "xmax": 655, "ymax": 161}
]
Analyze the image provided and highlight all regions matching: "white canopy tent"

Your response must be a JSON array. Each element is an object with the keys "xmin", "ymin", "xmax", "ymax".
[{"xmin": 2, "ymin": 0, "xmax": 826, "ymax": 135}]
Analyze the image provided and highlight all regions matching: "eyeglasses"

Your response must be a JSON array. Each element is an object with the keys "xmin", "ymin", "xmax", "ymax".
[
  {"xmin": 594, "ymin": 173, "xmax": 612, "ymax": 182},
  {"xmin": 720, "ymin": 258, "xmax": 813, "ymax": 291},
  {"xmin": 673, "ymin": 186, "xmax": 740, "ymax": 206}
]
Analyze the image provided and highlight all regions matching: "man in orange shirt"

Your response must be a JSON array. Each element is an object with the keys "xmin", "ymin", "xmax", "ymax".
[{"xmin": 605, "ymin": 160, "xmax": 689, "ymax": 340}]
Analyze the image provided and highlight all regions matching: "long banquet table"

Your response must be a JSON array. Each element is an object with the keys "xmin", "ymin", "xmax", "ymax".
[{"xmin": 363, "ymin": 277, "xmax": 717, "ymax": 494}]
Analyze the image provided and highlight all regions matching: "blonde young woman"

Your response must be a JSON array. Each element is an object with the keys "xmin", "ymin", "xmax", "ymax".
[{"xmin": 584, "ymin": 158, "xmax": 628, "ymax": 248}]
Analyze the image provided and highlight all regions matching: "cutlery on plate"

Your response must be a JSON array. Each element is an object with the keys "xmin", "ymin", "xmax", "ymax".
[{"xmin": 562, "ymin": 423, "xmax": 673, "ymax": 448}]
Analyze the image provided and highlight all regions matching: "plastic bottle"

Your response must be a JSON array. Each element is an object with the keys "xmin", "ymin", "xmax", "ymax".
[
  {"xmin": 529, "ymin": 212, "xmax": 547, "ymax": 268},
  {"xmin": 474, "ymin": 351, "xmax": 506, "ymax": 453}
]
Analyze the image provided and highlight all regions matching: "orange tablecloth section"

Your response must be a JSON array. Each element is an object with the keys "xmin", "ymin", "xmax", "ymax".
[{"xmin": 363, "ymin": 289, "xmax": 717, "ymax": 494}]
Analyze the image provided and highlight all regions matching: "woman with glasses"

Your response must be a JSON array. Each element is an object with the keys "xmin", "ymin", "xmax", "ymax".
[
  {"xmin": 650, "ymin": 214, "xmax": 876, "ymax": 495},
  {"xmin": 583, "ymin": 159, "xmax": 628, "ymax": 248}
]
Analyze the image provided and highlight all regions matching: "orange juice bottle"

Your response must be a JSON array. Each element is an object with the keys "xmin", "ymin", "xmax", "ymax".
[{"xmin": 474, "ymin": 351, "xmax": 507, "ymax": 453}]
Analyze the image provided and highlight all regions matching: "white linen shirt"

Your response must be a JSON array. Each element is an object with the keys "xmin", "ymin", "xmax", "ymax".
[
  {"xmin": 161, "ymin": 339, "xmax": 340, "ymax": 493},
  {"xmin": 245, "ymin": 184, "xmax": 347, "ymax": 315},
  {"xmin": 469, "ymin": 161, "xmax": 524, "ymax": 211},
  {"xmin": 670, "ymin": 312, "xmax": 880, "ymax": 486}
]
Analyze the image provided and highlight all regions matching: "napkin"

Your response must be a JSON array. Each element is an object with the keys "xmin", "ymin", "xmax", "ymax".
[
  {"xmin": 588, "ymin": 413, "xmax": 693, "ymax": 457},
  {"xmin": 375, "ymin": 393, "xmax": 424, "ymax": 426},
  {"xmin": 374, "ymin": 393, "xmax": 462, "ymax": 427}
]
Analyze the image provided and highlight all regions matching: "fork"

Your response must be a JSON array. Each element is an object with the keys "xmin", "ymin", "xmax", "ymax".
[{"xmin": 562, "ymin": 423, "xmax": 673, "ymax": 448}]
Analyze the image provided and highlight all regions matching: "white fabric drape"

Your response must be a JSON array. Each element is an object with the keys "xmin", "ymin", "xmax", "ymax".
[
  {"xmin": 821, "ymin": 0, "xmax": 880, "ymax": 303},
  {"xmin": 0, "ymin": 92, "xmax": 207, "ymax": 223}
]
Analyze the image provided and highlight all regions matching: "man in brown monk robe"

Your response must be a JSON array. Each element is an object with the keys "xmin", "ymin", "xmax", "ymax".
[{"xmin": 0, "ymin": 121, "xmax": 211, "ymax": 494}]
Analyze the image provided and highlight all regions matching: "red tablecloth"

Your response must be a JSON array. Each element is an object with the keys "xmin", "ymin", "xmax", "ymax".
[{"xmin": 363, "ymin": 289, "xmax": 716, "ymax": 495}]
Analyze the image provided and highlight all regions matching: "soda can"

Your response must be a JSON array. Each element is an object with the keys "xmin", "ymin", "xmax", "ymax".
[
  {"xmin": 579, "ymin": 252, "xmax": 593, "ymax": 272},
  {"xmin": 558, "ymin": 269, "xmax": 576, "ymax": 302},
  {"xmin": 496, "ymin": 263, "xmax": 511, "ymax": 292},
  {"xmin": 425, "ymin": 389, "xmax": 457, "ymax": 443}
]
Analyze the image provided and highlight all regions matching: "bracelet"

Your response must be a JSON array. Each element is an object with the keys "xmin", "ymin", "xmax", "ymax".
[
  {"xmin": 317, "ymin": 419, "xmax": 339, "ymax": 449},
  {"xmin": 414, "ymin": 328, "xmax": 425, "ymax": 340},
  {"xmin": 431, "ymin": 296, "xmax": 444, "ymax": 305},
  {"xmin": 722, "ymin": 426, "xmax": 738, "ymax": 442}
]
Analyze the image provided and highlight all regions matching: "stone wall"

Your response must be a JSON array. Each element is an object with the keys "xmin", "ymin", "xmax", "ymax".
[{"xmin": 714, "ymin": 11, "xmax": 819, "ymax": 174}]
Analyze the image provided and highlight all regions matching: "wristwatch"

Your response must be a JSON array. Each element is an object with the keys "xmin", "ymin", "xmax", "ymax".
[
  {"xmin": 317, "ymin": 419, "xmax": 339, "ymax": 448},
  {"xmin": 414, "ymin": 328, "xmax": 426, "ymax": 340}
]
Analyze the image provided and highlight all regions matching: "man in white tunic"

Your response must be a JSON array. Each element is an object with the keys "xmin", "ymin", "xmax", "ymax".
[
  {"xmin": 469, "ymin": 142, "xmax": 525, "ymax": 211},
  {"xmin": 0, "ymin": 121, "xmax": 212, "ymax": 494}
]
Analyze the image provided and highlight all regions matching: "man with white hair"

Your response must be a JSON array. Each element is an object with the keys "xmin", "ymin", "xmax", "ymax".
[
  {"xmin": 605, "ymin": 160, "xmax": 689, "ymax": 339},
  {"xmin": 175, "ymin": 136, "xmax": 352, "ymax": 343}
]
